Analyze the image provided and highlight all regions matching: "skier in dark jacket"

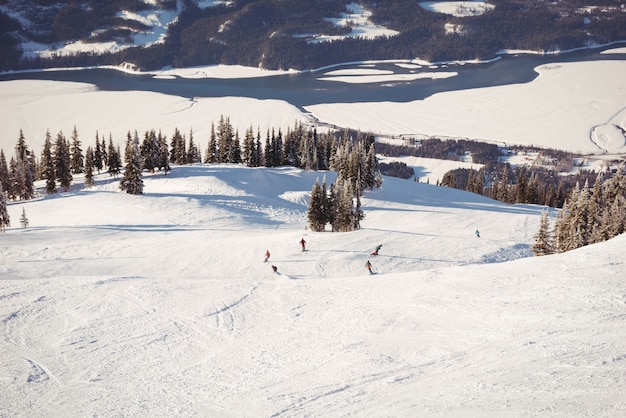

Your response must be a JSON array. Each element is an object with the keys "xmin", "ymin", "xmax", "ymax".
[
  {"xmin": 366, "ymin": 260, "xmax": 373, "ymax": 274},
  {"xmin": 299, "ymin": 238, "xmax": 306, "ymax": 252},
  {"xmin": 371, "ymin": 244, "xmax": 382, "ymax": 255}
]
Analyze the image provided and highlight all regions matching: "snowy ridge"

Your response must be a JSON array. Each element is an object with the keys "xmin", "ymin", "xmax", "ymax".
[{"xmin": 2, "ymin": 164, "xmax": 625, "ymax": 416}]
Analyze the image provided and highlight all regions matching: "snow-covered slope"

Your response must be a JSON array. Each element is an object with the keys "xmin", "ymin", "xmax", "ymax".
[{"xmin": 2, "ymin": 165, "xmax": 625, "ymax": 417}]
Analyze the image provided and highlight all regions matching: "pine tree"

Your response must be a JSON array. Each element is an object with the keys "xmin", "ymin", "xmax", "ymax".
[
  {"xmin": 141, "ymin": 130, "xmax": 160, "ymax": 173},
  {"xmin": 587, "ymin": 173, "xmax": 604, "ymax": 244},
  {"xmin": 19, "ymin": 207, "xmax": 28, "ymax": 228},
  {"xmin": 54, "ymin": 131, "xmax": 73, "ymax": 192},
  {"xmin": 205, "ymin": 123, "xmax": 218, "ymax": 163},
  {"xmin": 242, "ymin": 126, "xmax": 254, "ymax": 167},
  {"xmin": 553, "ymin": 202, "xmax": 568, "ymax": 253},
  {"xmin": 41, "ymin": 132, "xmax": 56, "ymax": 194},
  {"xmin": 7, "ymin": 157, "xmax": 20, "ymax": 200},
  {"xmin": 352, "ymin": 189, "xmax": 364, "ymax": 230},
  {"xmin": 187, "ymin": 129, "xmax": 201, "ymax": 164},
  {"xmin": 532, "ymin": 210, "xmax": 553, "ymax": 256},
  {"xmin": 170, "ymin": 128, "xmax": 186, "ymax": 164},
  {"xmin": 84, "ymin": 146, "xmax": 95, "ymax": 187},
  {"xmin": 101, "ymin": 137, "xmax": 108, "ymax": 171},
  {"xmin": 256, "ymin": 129, "xmax": 264, "ymax": 167},
  {"xmin": 217, "ymin": 116, "xmax": 233, "ymax": 163},
  {"xmin": 70, "ymin": 125, "xmax": 84, "ymax": 174},
  {"xmin": 0, "ymin": 150, "xmax": 8, "ymax": 194},
  {"xmin": 333, "ymin": 179, "xmax": 355, "ymax": 232},
  {"xmin": 157, "ymin": 130, "xmax": 170, "ymax": 173},
  {"xmin": 231, "ymin": 130, "xmax": 242, "ymax": 164},
  {"xmin": 15, "ymin": 130, "xmax": 36, "ymax": 187},
  {"xmin": 307, "ymin": 179, "xmax": 326, "ymax": 232},
  {"xmin": 107, "ymin": 137, "xmax": 121, "ymax": 178},
  {"xmin": 327, "ymin": 181, "xmax": 337, "ymax": 231},
  {"xmin": 264, "ymin": 130, "xmax": 272, "ymax": 167},
  {"xmin": 606, "ymin": 194, "xmax": 626, "ymax": 238},
  {"xmin": 119, "ymin": 131, "xmax": 144, "ymax": 195},
  {"xmin": 0, "ymin": 183, "xmax": 9, "ymax": 232},
  {"xmin": 363, "ymin": 143, "xmax": 379, "ymax": 190},
  {"xmin": 94, "ymin": 132, "xmax": 103, "ymax": 174}
]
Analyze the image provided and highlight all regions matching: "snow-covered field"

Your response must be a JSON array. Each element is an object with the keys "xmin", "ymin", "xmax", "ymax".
[
  {"xmin": 1, "ymin": 55, "xmax": 625, "ymax": 157},
  {"xmin": 2, "ymin": 163, "xmax": 625, "ymax": 417}
]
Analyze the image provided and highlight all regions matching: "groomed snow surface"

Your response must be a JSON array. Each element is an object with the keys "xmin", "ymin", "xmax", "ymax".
[{"xmin": 2, "ymin": 165, "xmax": 625, "ymax": 417}]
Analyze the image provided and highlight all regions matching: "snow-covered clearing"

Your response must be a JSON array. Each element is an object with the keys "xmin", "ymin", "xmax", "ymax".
[
  {"xmin": 419, "ymin": 1, "xmax": 496, "ymax": 17},
  {"xmin": 303, "ymin": 3, "xmax": 398, "ymax": 44},
  {"xmin": 2, "ymin": 164, "xmax": 625, "ymax": 417}
]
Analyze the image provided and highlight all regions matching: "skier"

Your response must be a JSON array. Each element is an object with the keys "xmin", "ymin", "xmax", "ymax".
[
  {"xmin": 371, "ymin": 244, "xmax": 382, "ymax": 256},
  {"xmin": 475, "ymin": 229, "xmax": 480, "ymax": 238},
  {"xmin": 299, "ymin": 237, "xmax": 306, "ymax": 252},
  {"xmin": 366, "ymin": 260, "xmax": 373, "ymax": 274},
  {"xmin": 264, "ymin": 249, "xmax": 270, "ymax": 262},
  {"xmin": 271, "ymin": 265, "xmax": 278, "ymax": 274}
]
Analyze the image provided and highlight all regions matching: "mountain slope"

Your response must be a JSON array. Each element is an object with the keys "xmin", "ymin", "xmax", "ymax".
[{"xmin": 1, "ymin": 164, "xmax": 625, "ymax": 417}]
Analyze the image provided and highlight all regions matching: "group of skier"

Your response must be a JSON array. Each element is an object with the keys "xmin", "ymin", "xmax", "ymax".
[
  {"xmin": 265, "ymin": 239, "xmax": 382, "ymax": 276},
  {"xmin": 266, "ymin": 229, "xmax": 481, "ymax": 276}
]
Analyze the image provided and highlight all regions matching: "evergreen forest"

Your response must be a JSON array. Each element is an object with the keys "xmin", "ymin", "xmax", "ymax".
[{"xmin": 1, "ymin": 0, "xmax": 625, "ymax": 71}]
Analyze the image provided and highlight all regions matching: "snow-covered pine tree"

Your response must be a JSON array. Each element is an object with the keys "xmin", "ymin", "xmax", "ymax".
[
  {"xmin": 587, "ymin": 173, "xmax": 605, "ymax": 245},
  {"xmin": 532, "ymin": 210, "xmax": 553, "ymax": 256},
  {"xmin": 333, "ymin": 179, "xmax": 355, "ymax": 232},
  {"xmin": 252, "ymin": 129, "xmax": 261, "ymax": 167},
  {"xmin": 569, "ymin": 180, "xmax": 591, "ymax": 248},
  {"xmin": 107, "ymin": 137, "xmax": 121, "ymax": 178},
  {"xmin": 364, "ymin": 142, "xmax": 380, "ymax": 191},
  {"xmin": 84, "ymin": 146, "xmax": 95, "ymax": 187},
  {"xmin": 94, "ymin": 132, "xmax": 103, "ymax": 174},
  {"xmin": 119, "ymin": 131, "xmax": 144, "ymax": 195},
  {"xmin": 307, "ymin": 179, "xmax": 326, "ymax": 232},
  {"xmin": 217, "ymin": 116, "xmax": 233, "ymax": 163},
  {"xmin": 327, "ymin": 181, "xmax": 337, "ymax": 231},
  {"xmin": 170, "ymin": 128, "xmax": 186, "ymax": 165},
  {"xmin": 242, "ymin": 126, "xmax": 254, "ymax": 167},
  {"xmin": 231, "ymin": 129, "xmax": 242, "ymax": 164},
  {"xmin": 187, "ymin": 129, "xmax": 202, "ymax": 164},
  {"xmin": 606, "ymin": 194, "xmax": 626, "ymax": 238},
  {"xmin": 264, "ymin": 130, "xmax": 272, "ymax": 167},
  {"xmin": 14, "ymin": 130, "xmax": 35, "ymax": 200},
  {"xmin": 70, "ymin": 125, "xmax": 84, "ymax": 174},
  {"xmin": 552, "ymin": 202, "xmax": 569, "ymax": 253},
  {"xmin": 205, "ymin": 123, "xmax": 218, "ymax": 164},
  {"xmin": 54, "ymin": 131, "xmax": 72, "ymax": 192},
  {"xmin": 0, "ymin": 150, "xmax": 8, "ymax": 194},
  {"xmin": 157, "ymin": 130, "xmax": 170, "ymax": 174},
  {"xmin": 41, "ymin": 131, "xmax": 56, "ymax": 194},
  {"xmin": 100, "ymin": 137, "xmax": 108, "ymax": 171},
  {"xmin": 19, "ymin": 207, "xmax": 28, "ymax": 228},
  {"xmin": 352, "ymin": 187, "xmax": 364, "ymax": 231},
  {"xmin": 0, "ymin": 183, "xmax": 9, "ymax": 232},
  {"xmin": 141, "ymin": 130, "xmax": 160, "ymax": 173}
]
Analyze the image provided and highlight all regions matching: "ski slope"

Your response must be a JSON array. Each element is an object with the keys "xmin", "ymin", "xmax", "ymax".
[{"xmin": 2, "ymin": 165, "xmax": 625, "ymax": 417}]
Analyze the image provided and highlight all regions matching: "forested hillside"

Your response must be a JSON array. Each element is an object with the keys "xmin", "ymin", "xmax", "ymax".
[{"xmin": 1, "ymin": 0, "xmax": 624, "ymax": 71}]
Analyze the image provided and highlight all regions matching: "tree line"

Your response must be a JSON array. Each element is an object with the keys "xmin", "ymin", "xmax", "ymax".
[
  {"xmin": 532, "ymin": 169, "xmax": 626, "ymax": 255},
  {"xmin": 0, "ymin": 119, "xmax": 381, "ymax": 233}
]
